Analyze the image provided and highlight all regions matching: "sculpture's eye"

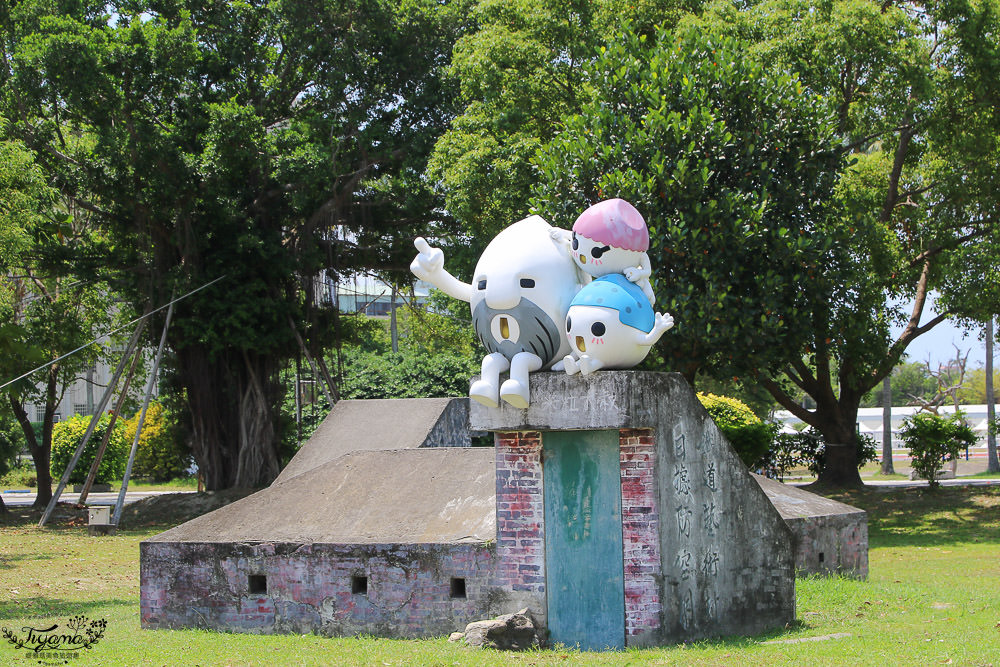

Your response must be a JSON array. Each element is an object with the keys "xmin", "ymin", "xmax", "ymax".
[
  {"xmin": 477, "ymin": 279, "xmax": 487, "ymax": 290},
  {"xmin": 566, "ymin": 316, "xmax": 572, "ymax": 332},
  {"xmin": 591, "ymin": 245, "xmax": 611, "ymax": 259},
  {"xmin": 571, "ymin": 233, "xmax": 579, "ymax": 250},
  {"xmin": 591, "ymin": 322, "xmax": 606, "ymax": 337},
  {"xmin": 520, "ymin": 278, "xmax": 535, "ymax": 288}
]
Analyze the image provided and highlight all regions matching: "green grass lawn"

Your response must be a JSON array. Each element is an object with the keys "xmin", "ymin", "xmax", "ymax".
[
  {"xmin": 120, "ymin": 477, "xmax": 199, "ymax": 492},
  {"xmin": 0, "ymin": 471, "xmax": 199, "ymax": 493},
  {"xmin": 2, "ymin": 486, "xmax": 999, "ymax": 666}
]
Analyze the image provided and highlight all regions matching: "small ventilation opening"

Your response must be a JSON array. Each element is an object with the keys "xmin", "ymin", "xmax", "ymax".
[
  {"xmin": 248, "ymin": 574, "xmax": 267, "ymax": 595},
  {"xmin": 818, "ymin": 552, "xmax": 825, "ymax": 563},
  {"xmin": 450, "ymin": 577, "xmax": 467, "ymax": 599},
  {"xmin": 352, "ymin": 575, "xmax": 368, "ymax": 595}
]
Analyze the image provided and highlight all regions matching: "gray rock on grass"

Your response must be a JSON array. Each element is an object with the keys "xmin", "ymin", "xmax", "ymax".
[{"xmin": 454, "ymin": 608, "xmax": 539, "ymax": 650}]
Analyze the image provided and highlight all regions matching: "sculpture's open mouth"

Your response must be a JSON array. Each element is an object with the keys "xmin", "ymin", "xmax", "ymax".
[
  {"xmin": 486, "ymin": 313, "xmax": 521, "ymax": 344},
  {"xmin": 576, "ymin": 336, "xmax": 586, "ymax": 352}
]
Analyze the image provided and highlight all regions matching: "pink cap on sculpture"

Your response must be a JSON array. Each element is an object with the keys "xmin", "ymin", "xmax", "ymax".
[{"xmin": 572, "ymin": 199, "xmax": 649, "ymax": 251}]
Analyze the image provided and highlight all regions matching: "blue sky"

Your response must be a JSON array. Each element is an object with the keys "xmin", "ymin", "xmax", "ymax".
[
  {"xmin": 902, "ymin": 318, "xmax": 989, "ymax": 368},
  {"xmin": 892, "ymin": 296, "xmax": 993, "ymax": 369}
]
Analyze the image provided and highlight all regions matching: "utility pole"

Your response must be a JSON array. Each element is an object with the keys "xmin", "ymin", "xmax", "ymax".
[
  {"xmin": 85, "ymin": 364, "xmax": 95, "ymax": 416},
  {"xmin": 880, "ymin": 373, "xmax": 894, "ymax": 474},
  {"xmin": 987, "ymin": 316, "xmax": 998, "ymax": 473},
  {"xmin": 389, "ymin": 285, "xmax": 399, "ymax": 353}
]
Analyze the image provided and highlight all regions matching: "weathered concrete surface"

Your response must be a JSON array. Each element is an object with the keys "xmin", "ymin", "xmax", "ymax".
[
  {"xmin": 141, "ymin": 541, "xmax": 498, "ymax": 637},
  {"xmin": 149, "ymin": 448, "xmax": 495, "ymax": 545},
  {"xmin": 754, "ymin": 475, "xmax": 868, "ymax": 578},
  {"xmin": 474, "ymin": 371, "xmax": 796, "ymax": 647},
  {"xmin": 144, "ymin": 379, "xmax": 798, "ymax": 643},
  {"xmin": 276, "ymin": 397, "xmax": 469, "ymax": 483}
]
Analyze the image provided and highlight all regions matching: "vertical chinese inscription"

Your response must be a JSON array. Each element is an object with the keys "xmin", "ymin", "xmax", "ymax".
[
  {"xmin": 679, "ymin": 589, "xmax": 694, "ymax": 630},
  {"xmin": 700, "ymin": 549, "xmax": 720, "ymax": 577},
  {"xmin": 675, "ymin": 506, "xmax": 692, "ymax": 539},
  {"xmin": 673, "ymin": 424, "xmax": 686, "ymax": 458},
  {"xmin": 668, "ymin": 420, "xmax": 727, "ymax": 637},
  {"xmin": 705, "ymin": 593, "xmax": 718, "ymax": 620},
  {"xmin": 672, "ymin": 464, "xmax": 692, "ymax": 497},
  {"xmin": 673, "ymin": 549, "xmax": 693, "ymax": 581},
  {"xmin": 702, "ymin": 502, "xmax": 720, "ymax": 536},
  {"xmin": 704, "ymin": 461, "xmax": 719, "ymax": 492}
]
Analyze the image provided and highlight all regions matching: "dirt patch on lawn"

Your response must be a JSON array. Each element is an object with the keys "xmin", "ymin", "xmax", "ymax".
[
  {"xmin": 0, "ymin": 502, "xmax": 89, "ymax": 528},
  {"xmin": 118, "ymin": 488, "xmax": 258, "ymax": 528},
  {"xmin": 0, "ymin": 488, "xmax": 258, "ymax": 529}
]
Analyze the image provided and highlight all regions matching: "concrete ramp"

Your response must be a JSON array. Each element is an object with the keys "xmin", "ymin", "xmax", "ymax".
[
  {"xmin": 149, "ymin": 447, "xmax": 495, "ymax": 545},
  {"xmin": 276, "ymin": 397, "xmax": 469, "ymax": 483}
]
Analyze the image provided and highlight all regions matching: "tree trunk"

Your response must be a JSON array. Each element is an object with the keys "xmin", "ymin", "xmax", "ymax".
[
  {"xmin": 809, "ymin": 393, "xmax": 865, "ymax": 488},
  {"xmin": 178, "ymin": 345, "xmax": 282, "ymax": 490},
  {"xmin": 880, "ymin": 375, "xmax": 894, "ymax": 474},
  {"xmin": 8, "ymin": 393, "xmax": 52, "ymax": 509},
  {"xmin": 987, "ymin": 317, "xmax": 998, "ymax": 473},
  {"xmin": 816, "ymin": 442, "xmax": 863, "ymax": 487}
]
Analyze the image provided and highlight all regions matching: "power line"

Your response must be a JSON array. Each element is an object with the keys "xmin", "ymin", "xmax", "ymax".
[
  {"xmin": 0, "ymin": 275, "xmax": 227, "ymax": 392},
  {"xmin": 1, "ymin": 278, "xmax": 95, "ymax": 309}
]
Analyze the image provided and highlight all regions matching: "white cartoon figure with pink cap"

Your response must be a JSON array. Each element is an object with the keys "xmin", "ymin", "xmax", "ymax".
[{"xmin": 551, "ymin": 198, "xmax": 656, "ymax": 305}]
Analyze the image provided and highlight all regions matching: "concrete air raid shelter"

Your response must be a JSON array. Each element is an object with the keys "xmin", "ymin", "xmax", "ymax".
[{"xmin": 141, "ymin": 372, "xmax": 808, "ymax": 649}]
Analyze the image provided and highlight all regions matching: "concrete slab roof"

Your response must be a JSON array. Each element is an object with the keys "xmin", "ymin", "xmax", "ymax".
[
  {"xmin": 752, "ymin": 474, "xmax": 866, "ymax": 520},
  {"xmin": 276, "ymin": 397, "xmax": 468, "ymax": 484},
  {"xmin": 148, "ymin": 447, "xmax": 496, "ymax": 545}
]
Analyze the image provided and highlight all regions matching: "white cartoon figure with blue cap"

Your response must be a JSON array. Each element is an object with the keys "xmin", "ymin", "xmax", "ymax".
[
  {"xmin": 411, "ymin": 215, "xmax": 584, "ymax": 408},
  {"xmin": 562, "ymin": 274, "xmax": 674, "ymax": 376},
  {"xmin": 551, "ymin": 198, "xmax": 656, "ymax": 305}
]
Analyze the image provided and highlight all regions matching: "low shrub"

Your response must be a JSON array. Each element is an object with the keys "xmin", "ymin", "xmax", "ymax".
[
  {"xmin": 50, "ymin": 413, "xmax": 128, "ymax": 484},
  {"xmin": 899, "ymin": 412, "xmax": 977, "ymax": 488},
  {"xmin": 0, "ymin": 463, "xmax": 36, "ymax": 488},
  {"xmin": 697, "ymin": 392, "xmax": 776, "ymax": 469},
  {"xmin": 121, "ymin": 402, "xmax": 191, "ymax": 482},
  {"xmin": 761, "ymin": 427, "xmax": 878, "ymax": 479}
]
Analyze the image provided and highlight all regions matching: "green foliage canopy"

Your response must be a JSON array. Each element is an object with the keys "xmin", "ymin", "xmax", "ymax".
[
  {"xmin": 0, "ymin": 117, "xmax": 121, "ymax": 506},
  {"xmin": 1, "ymin": 0, "xmax": 472, "ymax": 489},
  {"xmin": 692, "ymin": 0, "xmax": 1000, "ymax": 486},
  {"xmin": 532, "ymin": 26, "xmax": 842, "ymax": 381},
  {"xmin": 429, "ymin": 0, "xmax": 703, "ymax": 273}
]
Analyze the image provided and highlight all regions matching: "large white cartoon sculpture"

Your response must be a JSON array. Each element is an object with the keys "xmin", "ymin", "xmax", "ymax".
[
  {"xmin": 410, "ymin": 215, "xmax": 583, "ymax": 409},
  {"xmin": 562, "ymin": 274, "xmax": 674, "ymax": 376},
  {"xmin": 551, "ymin": 198, "xmax": 655, "ymax": 305}
]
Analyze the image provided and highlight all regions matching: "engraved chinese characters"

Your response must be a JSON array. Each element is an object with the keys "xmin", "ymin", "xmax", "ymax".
[{"xmin": 667, "ymin": 422, "xmax": 725, "ymax": 633}]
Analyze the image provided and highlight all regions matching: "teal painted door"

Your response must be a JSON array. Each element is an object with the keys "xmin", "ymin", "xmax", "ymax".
[{"xmin": 543, "ymin": 430, "xmax": 625, "ymax": 651}]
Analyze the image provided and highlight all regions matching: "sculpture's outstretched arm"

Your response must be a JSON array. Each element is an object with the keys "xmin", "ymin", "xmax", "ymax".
[
  {"xmin": 636, "ymin": 312, "xmax": 675, "ymax": 346},
  {"xmin": 410, "ymin": 237, "xmax": 473, "ymax": 302}
]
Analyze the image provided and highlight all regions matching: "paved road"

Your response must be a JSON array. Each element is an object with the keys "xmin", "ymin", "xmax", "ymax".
[
  {"xmin": 790, "ymin": 477, "xmax": 1000, "ymax": 489},
  {"xmin": 0, "ymin": 489, "xmax": 191, "ymax": 508}
]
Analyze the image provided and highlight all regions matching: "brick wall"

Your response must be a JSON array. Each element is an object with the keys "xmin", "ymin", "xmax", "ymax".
[
  {"xmin": 141, "ymin": 542, "xmax": 497, "ymax": 637},
  {"xmin": 619, "ymin": 428, "xmax": 662, "ymax": 641},
  {"xmin": 493, "ymin": 431, "xmax": 545, "ymax": 598}
]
